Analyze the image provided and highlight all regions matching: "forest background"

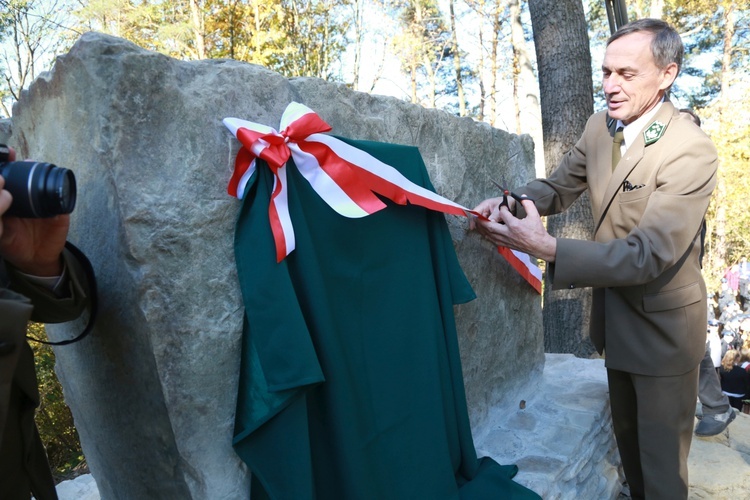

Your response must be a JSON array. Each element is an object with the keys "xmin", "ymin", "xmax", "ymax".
[{"xmin": 1, "ymin": 0, "xmax": 748, "ymax": 482}]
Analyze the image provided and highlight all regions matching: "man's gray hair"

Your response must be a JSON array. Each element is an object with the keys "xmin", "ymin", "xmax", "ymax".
[{"xmin": 608, "ymin": 18, "xmax": 683, "ymax": 74}]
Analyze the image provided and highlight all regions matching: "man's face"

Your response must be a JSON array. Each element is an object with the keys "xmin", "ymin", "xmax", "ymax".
[{"xmin": 602, "ymin": 31, "xmax": 678, "ymax": 125}]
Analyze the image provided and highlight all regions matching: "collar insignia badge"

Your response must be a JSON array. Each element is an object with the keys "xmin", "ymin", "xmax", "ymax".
[{"xmin": 643, "ymin": 121, "xmax": 666, "ymax": 145}]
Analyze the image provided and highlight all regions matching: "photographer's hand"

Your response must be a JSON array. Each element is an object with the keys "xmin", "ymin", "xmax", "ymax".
[
  {"xmin": 1, "ymin": 214, "xmax": 69, "ymax": 276},
  {"xmin": 0, "ymin": 146, "xmax": 68, "ymax": 277},
  {"xmin": 0, "ymin": 175, "xmax": 13, "ymax": 241},
  {"xmin": 0, "ymin": 145, "xmax": 15, "ymax": 244}
]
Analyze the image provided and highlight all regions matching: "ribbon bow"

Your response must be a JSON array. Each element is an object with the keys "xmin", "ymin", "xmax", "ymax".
[
  {"xmin": 224, "ymin": 102, "xmax": 541, "ymax": 293},
  {"xmin": 224, "ymin": 102, "xmax": 471, "ymax": 260}
]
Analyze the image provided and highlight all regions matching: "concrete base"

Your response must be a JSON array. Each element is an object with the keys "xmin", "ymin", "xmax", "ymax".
[
  {"xmin": 52, "ymin": 474, "xmax": 99, "ymax": 500},
  {"xmin": 475, "ymin": 353, "xmax": 624, "ymax": 499},
  {"xmin": 689, "ymin": 409, "xmax": 750, "ymax": 499}
]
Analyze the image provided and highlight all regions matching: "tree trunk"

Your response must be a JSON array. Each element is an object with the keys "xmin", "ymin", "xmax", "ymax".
[
  {"xmin": 411, "ymin": 66, "xmax": 418, "ymax": 103},
  {"xmin": 448, "ymin": 0, "xmax": 466, "ymax": 116},
  {"xmin": 719, "ymin": 0, "xmax": 735, "ymax": 112},
  {"xmin": 510, "ymin": 0, "xmax": 540, "ymax": 161},
  {"xmin": 528, "ymin": 0, "xmax": 596, "ymax": 357},
  {"xmin": 489, "ymin": 1, "xmax": 501, "ymax": 126},
  {"xmin": 476, "ymin": 2, "xmax": 486, "ymax": 122},
  {"xmin": 189, "ymin": 0, "xmax": 206, "ymax": 60},
  {"xmin": 352, "ymin": 0, "xmax": 364, "ymax": 89},
  {"xmin": 422, "ymin": 55, "xmax": 437, "ymax": 108},
  {"xmin": 712, "ymin": 1, "xmax": 736, "ymax": 273},
  {"xmin": 510, "ymin": 0, "xmax": 523, "ymax": 134},
  {"xmin": 366, "ymin": 39, "xmax": 388, "ymax": 93},
  {"xmin": 253, "ymin": 1, "xmax": 262, "ymax": 58},
  {"xmin": 649, "ymin": 0, "xmax": 664, "ymax": 19}
]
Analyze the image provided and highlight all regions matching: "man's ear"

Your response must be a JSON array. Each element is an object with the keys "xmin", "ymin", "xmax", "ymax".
[{"xmin": 659, "ymin": 62, "xmax": 679, "ymax": 91}]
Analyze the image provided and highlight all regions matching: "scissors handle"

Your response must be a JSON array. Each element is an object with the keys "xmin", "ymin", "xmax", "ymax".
[{"xmin": 499, "ymin": 191, "xmax": 510, "ymax": 209}]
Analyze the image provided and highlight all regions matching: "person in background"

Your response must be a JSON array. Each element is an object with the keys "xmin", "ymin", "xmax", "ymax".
[
  {"xmin": 738, "ymin": 261, "xmax": 750, "ymax": 312},
  {"xmin": 740, "ymin": 348, "xmax": 750, "ymax": 372},
  {"xmin": 719, "ymin": 350, "xmax": 750, "ymax": 411},
  {"xmin": 738, "ymin": 317, "xmax": 750, "ymax": 349},
  {"xmin": 718, "ymin": 284, "xmax": 740, "ymax": 324},
  {"xmin": 724, "ymin": 265, "xmax": 740, "ymax": 293},
  {"xmin": 708, "ymin": 319, "xmax": 723, "ymax": 371},
  {"xmin": 722, "ymin": 330, "xmax": 740, "ymax": 354},
  {"xmin": 695, "ymin": 318, "xmax": 735, "ymax": 436},
  {"xmin": 472, "ymin": 19, "xmax": 717, "ymax": 499},
  {"xmin": 677, "ymin": 109, "xmax": 736, "ymax": 436},
  {"xmin": 1, "ymin": 145, "xmax": 91, "ymax": 500}
]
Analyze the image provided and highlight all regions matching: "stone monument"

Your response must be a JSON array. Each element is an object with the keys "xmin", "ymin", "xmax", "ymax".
[{"xmin": 9, "ymin": 32, "xmax": 547, "ymax": 498}]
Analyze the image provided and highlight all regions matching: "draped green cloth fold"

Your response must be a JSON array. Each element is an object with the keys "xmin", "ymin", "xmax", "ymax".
[{"xmin": 232, "ymin": 137, "xmax": 540, "ymax": 500}]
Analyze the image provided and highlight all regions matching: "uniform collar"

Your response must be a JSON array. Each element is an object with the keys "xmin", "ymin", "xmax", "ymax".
[{"xmin": 616, "ymin": 101, "xmax": 663, "ymax": 151}]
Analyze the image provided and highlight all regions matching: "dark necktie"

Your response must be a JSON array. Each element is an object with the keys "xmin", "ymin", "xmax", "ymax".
[{"xmin": 612, "ymin": 127, "xmax": 624, "ymax": 170}]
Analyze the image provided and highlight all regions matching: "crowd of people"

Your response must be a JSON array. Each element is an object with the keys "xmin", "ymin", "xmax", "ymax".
[{"xmin": 705, "ymin": 262, "xmax": 750, "ymax": 413}]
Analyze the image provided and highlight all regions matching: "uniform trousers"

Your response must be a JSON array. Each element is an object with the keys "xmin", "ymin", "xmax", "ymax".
[
  {"xmin": 698, "ymin": 344, "xmax": 730, "ymax": 416},
  {"xmin": 607, "ymin": 365, "xmax": 699, "ymax": 499}
]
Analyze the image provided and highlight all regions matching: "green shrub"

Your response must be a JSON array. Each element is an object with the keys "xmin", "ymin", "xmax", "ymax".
[{"xmin": 28, "ymin": 323, "xmax": 86, "ymax": 482}]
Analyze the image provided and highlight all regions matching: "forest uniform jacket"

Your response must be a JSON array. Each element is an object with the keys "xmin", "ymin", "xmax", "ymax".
[
  {"xmin": 0, "ymin": 249, "xmax": 89, "ymax": 447},
  {"xmin": 520, "ymin": 101, "xmax": 718, "ymax": 377}
]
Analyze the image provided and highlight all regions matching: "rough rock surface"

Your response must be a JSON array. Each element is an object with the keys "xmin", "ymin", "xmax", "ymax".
[{"xmin": 10, "ymin": 32, "xmax": 543, "ymax": 498}]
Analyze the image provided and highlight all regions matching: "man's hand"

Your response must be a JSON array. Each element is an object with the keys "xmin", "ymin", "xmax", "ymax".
[
  {"xmin": 470, "ymin": 196, "xmax": 509, "ymax": 227},
  {"xmin": 471, "ymin": 198, "xmax": 557, "ymax": 262},
  {"xmin": 0, "ymin": 146, "xmax": 68, "ymax": 277}
]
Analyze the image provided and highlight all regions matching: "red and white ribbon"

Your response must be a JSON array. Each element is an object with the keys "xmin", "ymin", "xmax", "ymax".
[
  {"xmin": 224, "ymin": 102, "xmax": 541, "ymax": 293},
  {"xmin": 498, "ymin": 247, "xmax": 543, "ymax": 294}
]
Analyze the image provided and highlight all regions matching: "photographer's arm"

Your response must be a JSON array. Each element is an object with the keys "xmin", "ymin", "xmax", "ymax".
[{"xmin": 4, "ymin": 247, "xmax": 89, "ymax": 323}]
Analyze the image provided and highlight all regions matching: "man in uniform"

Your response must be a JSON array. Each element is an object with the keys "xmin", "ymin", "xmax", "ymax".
[{"xmin": 472, "ymin": 19, "xmax": 717, "ymax": 499}]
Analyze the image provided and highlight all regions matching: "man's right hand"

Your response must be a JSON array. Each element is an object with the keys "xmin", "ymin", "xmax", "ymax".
[
  {"xmin": 472, "ymin": 198, "xmax": 557, "ymax": 262},
  {"xmin": 469, "ymin": 196, "xmax": 518, "ymax": 228}
]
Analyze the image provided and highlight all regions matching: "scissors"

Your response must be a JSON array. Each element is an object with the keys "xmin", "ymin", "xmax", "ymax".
[{"xmin": 490, "ymin": 179, "xmax": 532, "ymax": 214}]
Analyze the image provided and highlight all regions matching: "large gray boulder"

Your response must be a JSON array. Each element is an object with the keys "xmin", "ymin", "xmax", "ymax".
[{"xmin": 11, "ymin": 32, "xmax": 543, "ymax": 498}]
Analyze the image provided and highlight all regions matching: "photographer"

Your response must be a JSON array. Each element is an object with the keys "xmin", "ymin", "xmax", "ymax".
[{"xmin": 0, "ymin": 145, "xmax": 90, "ymax": 500}]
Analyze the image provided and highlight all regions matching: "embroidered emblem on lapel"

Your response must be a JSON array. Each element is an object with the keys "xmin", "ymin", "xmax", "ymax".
[{"xmin": 643, "ymin": 121, "xmax": 666, "ymax": 145}]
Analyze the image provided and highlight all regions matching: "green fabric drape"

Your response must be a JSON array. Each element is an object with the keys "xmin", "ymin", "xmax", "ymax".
[{"xmin": 232, "ymin": 137, "xmax": 541, "ymax": 500}]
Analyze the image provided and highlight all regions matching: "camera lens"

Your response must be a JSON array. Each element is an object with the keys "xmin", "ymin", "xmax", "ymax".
[{"xmin": 0, "ymin": 161, "xmax": 77, "ymax": 218}]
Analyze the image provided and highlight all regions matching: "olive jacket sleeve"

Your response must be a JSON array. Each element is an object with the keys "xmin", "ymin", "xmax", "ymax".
[
  {"xmin": 0, "ymin": 247, "xmax": 90, "ymax": 440},
  {"xmin": 517, "ymin": 103, "xmax": 718, "ymax": 376}
]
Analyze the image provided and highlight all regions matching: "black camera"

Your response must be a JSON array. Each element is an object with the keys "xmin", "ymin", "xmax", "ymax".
[{"xmin": 0, "ymin": 144, "xmax": 76, "ymax": 218}]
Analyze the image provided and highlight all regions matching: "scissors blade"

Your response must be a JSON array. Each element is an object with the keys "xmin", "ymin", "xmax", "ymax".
[
  {"xmin": 490, "ymin": 179, "xmax": 508, "ymax": 193},
  {"xmin": 491, "ymin": 179, "xmax": 510, "ymax": 208},
  {"xmin": 492, "ymin": 178, "xmax": 534, "ymax": 207}
]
